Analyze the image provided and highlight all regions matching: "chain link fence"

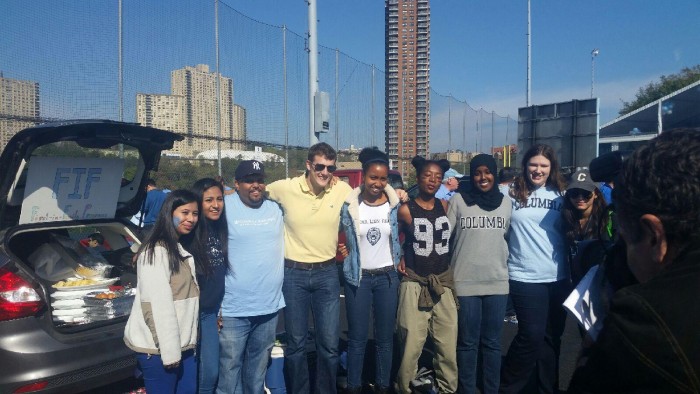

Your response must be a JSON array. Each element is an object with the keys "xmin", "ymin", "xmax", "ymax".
[{"xmin": 1, "ymin": 0, "xmax": 515, "ymax": 186}]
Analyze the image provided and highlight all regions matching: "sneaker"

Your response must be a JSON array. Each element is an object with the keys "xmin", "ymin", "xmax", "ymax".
[{"xmin": 508, "ymin": 315, "xmax": 518, "ymax": 324}]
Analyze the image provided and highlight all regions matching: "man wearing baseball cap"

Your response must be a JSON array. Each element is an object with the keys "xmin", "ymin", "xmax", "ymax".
[
  {"xmin": 218, "ymin": 160, "xmax": 285, "ymax": 393},
  {"xmin": 435, "ymin": 167, "xmax": 463, "ymax": 201}
]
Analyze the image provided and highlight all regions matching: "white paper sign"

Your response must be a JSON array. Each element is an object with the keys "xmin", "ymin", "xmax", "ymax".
[{"xmin": 20, "ymin": 157, "xmax": 125, "ymax": 224}]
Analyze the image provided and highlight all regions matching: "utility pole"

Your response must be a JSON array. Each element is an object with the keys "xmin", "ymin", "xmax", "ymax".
[
  {"xmin": 591, "ymin": 48, "xmax": 599, "ymax": 98},
  {"xmin": 308, "ymin": 0, "xmax": 319, "ymax": 145}
]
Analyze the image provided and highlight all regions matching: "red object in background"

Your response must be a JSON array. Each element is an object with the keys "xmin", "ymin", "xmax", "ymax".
[
  {"xmin": 12, "ymin": 381, "xmax": 49, "ymax": 393},
  {"xmin": 336, "ymin": 232, "xmax": 347, "ymax": 262}
]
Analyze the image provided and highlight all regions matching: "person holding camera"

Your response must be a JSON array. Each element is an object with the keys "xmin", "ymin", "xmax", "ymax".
[{"xmin": 568, "ymin": 128, "xmax": 700, "ymax": 392}]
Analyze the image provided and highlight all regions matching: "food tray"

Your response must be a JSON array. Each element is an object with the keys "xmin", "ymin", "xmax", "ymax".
[
  {"xmin": 85, "ymin": 304, "xmax": 132, "ymax": 315},
  {"xmin": 52, "ymin": 278, "xmax": 119, "ymax": 291},
  {"xmin": 75, "ymin": 263, "xmax": 114, "ymax": 279},
  {"xmin": 51, "ymin": 288, "xmax": 110, "ymax": 300},
  {"xmin": 84, "ymin": 310, "xmax": 130, "ymax": 321},
  {"xmin": 83, "ymin": 289, "xmax": 135, "ymax": 308}
]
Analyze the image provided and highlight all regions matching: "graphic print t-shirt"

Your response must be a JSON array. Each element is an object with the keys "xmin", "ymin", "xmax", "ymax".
[{"xmin": 358, "ymin": 202, "xmax": 393, "ymax": 270}]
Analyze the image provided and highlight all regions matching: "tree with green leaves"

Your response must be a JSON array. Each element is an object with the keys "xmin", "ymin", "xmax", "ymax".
[{"xmin": 619, "ymin": 65, "xmax": 700, "ymax": 116}]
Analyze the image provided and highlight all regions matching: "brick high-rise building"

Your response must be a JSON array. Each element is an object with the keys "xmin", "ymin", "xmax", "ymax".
[
  {"xmin": 385, "ymin": 0, "xmax": 430, "ymax": 177},
  {"xmin": 0, "ymin": 74, "xmax": 40, "ymax": 150}
]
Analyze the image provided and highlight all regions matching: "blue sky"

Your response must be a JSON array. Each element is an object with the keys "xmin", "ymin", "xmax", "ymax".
[
  {"xmin": 2, "ymin": 1, "xmax": 699, "ymax": 152},
  {"xmin": 231, "ymin": 0, "xmax": 700, "ymax": 124}
]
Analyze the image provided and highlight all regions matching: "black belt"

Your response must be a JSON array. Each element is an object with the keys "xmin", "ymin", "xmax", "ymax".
[
  {"xmin": 362, "ymin": 265, "xmax": 395, "ymax": 276},
  {"xmin": 284, "ymin": 258, "xmax": 337, "ymax": 270}
]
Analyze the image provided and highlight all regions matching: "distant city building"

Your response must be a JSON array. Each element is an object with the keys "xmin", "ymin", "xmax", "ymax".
[
  {"xmin": 136, "ymin": 93, "xmax": 186, "ymax": 134},
  {"xmin": 231, "ymin": 104, "xmax": 246, "ymax": 151},
  {"xmin": 0, "ymin": 74, "xmax": 40, "ymax": 149},
  {"xmin": 136, "ymin": 64, "xmax": 244, "ymax": 157},
  {"xmin": 432, "ymin": 150, "xmax": 468, "ymax": 164},
  {"xmin": 195, "ymin": 148, "xmax": 285, "ymax": 163},
  {"xmin": 385, "ymin": 0, "xmax": 431, "ymax": 177}
]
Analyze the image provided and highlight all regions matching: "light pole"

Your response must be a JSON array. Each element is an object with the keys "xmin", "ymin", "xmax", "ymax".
[{"xmin": 591, "ymin": 48, "xmax": 599, "ymax": 98}]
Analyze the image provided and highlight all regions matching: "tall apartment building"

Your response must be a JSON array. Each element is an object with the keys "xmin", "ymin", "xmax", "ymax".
[
  {"xmin": 385, "ymin": 0, "xmax": 430, "ymax": 177},
  {"xmin": 136, "ymin": 93, "xmax": 186, "ymax": 133},
  {"xmin": 136, "ymin": 64, "xmax": 245, "ymax": 157},
  {"xmin": 0, "ymin": 74, "xmax": 40, "ymax": 149},
  {"xmin": 231, "ymin": 104, "xmax": 246, "ymax": 150}
]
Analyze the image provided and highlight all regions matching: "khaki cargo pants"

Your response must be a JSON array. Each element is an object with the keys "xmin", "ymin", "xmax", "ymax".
[{"xmin": 396, "ymin": 281, "xmax": 458, "ymax": 393}]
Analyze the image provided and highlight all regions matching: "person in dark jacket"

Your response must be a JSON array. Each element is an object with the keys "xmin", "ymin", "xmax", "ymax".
[
  {"xmin": 191, "ymin": 178, "xmax": 228, "ymax": 394},
  {"xmin": 568, "ymin": 128, "xmax": 700, "ymax": 393},
  {"xmin": 142, "ymin": 178, "xmax": 167, "ymax": 235}
]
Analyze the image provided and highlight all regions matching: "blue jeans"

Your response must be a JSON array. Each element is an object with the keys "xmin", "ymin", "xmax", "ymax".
[
  {"xmin": 198, "ymin": 309, "xmax": 220, "ymax": 394},
  {"xmin": 216, "ymin": 313, "xmax": 278, "ymax": 394},
  {"xmin": 136, "ymin": 349, "xmax": 196, "ymax": 394},
  {"xmin": 457, "ymin": 294, "xmax": 508, "ymax": 394},
  {"xmin": 344, "ymin": 269, "xmax": 399, "ymax": 390},
  {"xmin": 499, "ymin": 280, "xmax": 570, "ymax": 394},
  {"xmin": 282, "ymin": 264, "xmax": 340, "ymax": 394}
]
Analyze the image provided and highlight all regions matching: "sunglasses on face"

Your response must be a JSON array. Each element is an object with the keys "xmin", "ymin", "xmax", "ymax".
[
  {"xmin": 568, "ymin": 189, "xmax": 593, "ymax": 200},
  {"xmin": 312, "ymin": 163, "xmax": 337, "ymax": 173}
]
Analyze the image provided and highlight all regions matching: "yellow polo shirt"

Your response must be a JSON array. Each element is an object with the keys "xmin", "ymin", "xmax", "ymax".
[{"xmin": 267, "ymin": 174, "xmax": 352, "ymax": 263}]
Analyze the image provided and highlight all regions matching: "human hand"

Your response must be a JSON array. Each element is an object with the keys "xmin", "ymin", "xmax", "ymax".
[
  {"xmin": 338, "ymin": 243, "xmax": 349, "ymax": 258},
  {"xmin": 396, "ymin": 188, "xmax": 409, "ymax": 203},
  {"xmin": 397, "ymin": 257, "xmax": 406, "ymax": 276}
]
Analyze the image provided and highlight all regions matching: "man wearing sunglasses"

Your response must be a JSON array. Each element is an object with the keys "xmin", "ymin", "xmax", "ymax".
[{"xmin": 265, "ymin": 142, "xmax": 352, "ymax": 394}]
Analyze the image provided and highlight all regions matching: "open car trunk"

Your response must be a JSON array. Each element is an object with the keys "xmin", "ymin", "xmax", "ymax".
[
  {"xmin": 7, "ymin": 221, "xmax": 140, "ymax": 329},
  {"xmin": 0, "ymin": 120, "xmax": 182, "ymax": 330}
]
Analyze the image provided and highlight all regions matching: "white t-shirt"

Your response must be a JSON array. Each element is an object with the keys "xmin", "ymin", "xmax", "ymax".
[{"xmin": 358, "ymin": 201, "xmax": 393, "ymax": 270}]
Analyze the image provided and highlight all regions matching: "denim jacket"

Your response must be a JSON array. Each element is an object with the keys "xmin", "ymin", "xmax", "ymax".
[{"xmin": 340, "ymin": 184, "xmax": 401, "ymax": 287}]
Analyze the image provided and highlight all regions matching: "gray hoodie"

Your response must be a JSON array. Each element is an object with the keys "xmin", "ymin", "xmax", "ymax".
[{"xmin": 447, "ymin": 192, "xmax": 511, "ymax": 296}]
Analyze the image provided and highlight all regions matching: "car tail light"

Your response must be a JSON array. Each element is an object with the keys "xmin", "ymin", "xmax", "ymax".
[
  {"xmin": 13, "ymin": 381, "xmax": 49, "ymax": 393},
  {"xmin": 0, "ymin": 267, "xmax": 44, "ymax": 321}
]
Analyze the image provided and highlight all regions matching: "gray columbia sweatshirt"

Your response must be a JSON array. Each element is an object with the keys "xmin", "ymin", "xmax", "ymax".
[{"xmin": 447, "ymin": 192, "xmax": 512, "ymax": 296}]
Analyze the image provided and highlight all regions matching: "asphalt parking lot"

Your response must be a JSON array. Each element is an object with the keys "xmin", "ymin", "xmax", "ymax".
[{"xmin": 92, "ymin": 289, "xmax": 583, "ymax": 393}]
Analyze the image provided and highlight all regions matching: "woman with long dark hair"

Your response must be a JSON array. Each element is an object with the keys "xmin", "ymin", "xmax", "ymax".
[
  {"xmin": 396, "ymin": 156, "xmax": 458, "ymax": 394},
  {"xmin": 499, "ymin": 145, "xmax": 569, "ymax": 394},
  {"xmin": 191, "ymin": 178, "xmax": 228, "ymax": 394},
  {"xmin": 124, "ymin": 189, "xmax": 207, "ymax": 393},
  {"xmin": 562, "ymin": 169, "xmax": 609, "ymax": 286},
  {"xmin": 449, "ymin": 154, "xmax": 511, "ymax": 394},
  {"xmin": 338, "ymin": 147, "xmax": 401, "ymax": 394}
]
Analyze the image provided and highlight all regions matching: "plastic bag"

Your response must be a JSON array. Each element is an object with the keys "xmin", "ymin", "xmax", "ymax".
[{"xmin": 29, "ymin": 243, "xmax": 76, "ymax": 281}]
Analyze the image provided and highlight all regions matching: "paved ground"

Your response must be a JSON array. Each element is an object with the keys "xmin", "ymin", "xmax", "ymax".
[{"xmin": 93, "ymin": 290, "xmax": 584, "ymax": 393}]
